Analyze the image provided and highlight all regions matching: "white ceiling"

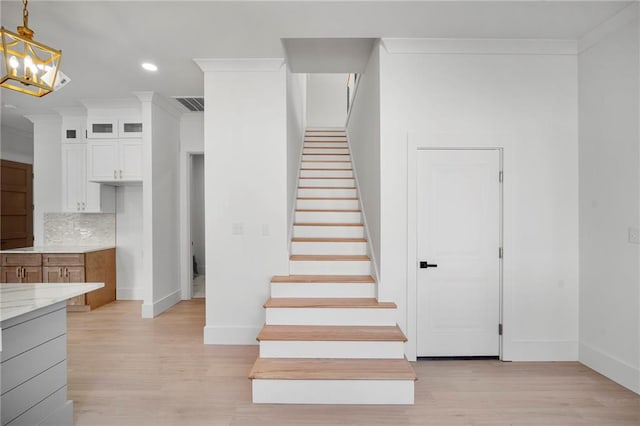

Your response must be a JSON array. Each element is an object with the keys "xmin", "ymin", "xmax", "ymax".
[{"xmin": 0, "ymin": 1, "xmax": 632, "ymax": 134}]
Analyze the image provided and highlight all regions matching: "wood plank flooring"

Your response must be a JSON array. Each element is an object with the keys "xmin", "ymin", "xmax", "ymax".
[{"xmin": 67, "ymin": 300, "xmax": 640, "ymax": 426}]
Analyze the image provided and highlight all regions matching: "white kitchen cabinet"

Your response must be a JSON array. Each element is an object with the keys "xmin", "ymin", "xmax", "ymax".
[
  {"xmin": 61, "ymin": 143, "xmax": 115, "ymax": 212},
  {"xmin": 118, "ymin": 119, "xmax": 143, "ymax": 138},
  {"xmin": 61, "ymin": 115, "xmax": 87, "ymax": 143},
  {"xmin": 87, "ymin": 117, "xmax": 143, "ymax": 139},
  {"xmin": 87, "ymin": 118, "xmax": 118, "ymax": 139},
  {"xmin": 87, "ymin": 139, "xmax": 142, "ymax": 184}
]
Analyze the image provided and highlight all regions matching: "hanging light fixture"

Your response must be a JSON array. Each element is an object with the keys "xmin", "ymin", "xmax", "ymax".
[{"xmin": 0, "ymin": 0, "xmax": 62, "ymax": 97}]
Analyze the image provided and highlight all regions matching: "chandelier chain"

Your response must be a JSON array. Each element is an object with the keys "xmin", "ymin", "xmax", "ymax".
[{"xmin": 22, "ymin": 0, "xmax": 29, "ymax": 28}]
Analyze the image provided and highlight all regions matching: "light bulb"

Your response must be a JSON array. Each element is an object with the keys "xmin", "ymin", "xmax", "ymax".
[
  {"xmin": 24, "ymin": 56, "xmax": 37, "ymax": 73},
  {"xmin": 9, "ymin": 56, "xmax": 19, "ymax": 70}
]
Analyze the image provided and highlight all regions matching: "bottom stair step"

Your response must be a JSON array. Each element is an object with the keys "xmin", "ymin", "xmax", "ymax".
[{"xmin": 250, "ymin": 358, "xmax": 416, "ymax": 404}]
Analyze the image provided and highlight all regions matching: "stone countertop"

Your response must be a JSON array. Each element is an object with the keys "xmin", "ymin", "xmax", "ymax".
[
  {"xmin": 0, "ymin": 283, "xmax": 104, "ymax": 323},
  {"xmin": 0, "ymin": 245, "xmax": 115, "ymax": 254}
]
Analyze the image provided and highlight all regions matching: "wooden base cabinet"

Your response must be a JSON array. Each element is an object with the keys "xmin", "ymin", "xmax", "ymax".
[
  {"xmin": 0, "ymin": 253, "xmax": 43, "ymax": 283},
  {"xmin": 42, "ymin": 249, "xmax": 116, "ymax": 312}
]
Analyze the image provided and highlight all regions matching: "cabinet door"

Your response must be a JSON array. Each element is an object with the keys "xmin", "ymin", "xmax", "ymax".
[
  {"xmin": 87, "ymin": 118, "xmax": 117, "ymax": 139},
  {"xmin": 22, "ymin": 266, "xmax": 42, "ymax": 283},
  {"xmin": 119, "ymin": 119, "xmax": 143, "ymax": 138},
  {"xmin": 1, "ymin": 254, "xmax": 42, "ymax": 266},
  {"xmin": 62, "ymin": 144, "xmax": 87, "ymax": 212},
  {"xmin": 87, "ymin": 140, "xmax": 118, "ymax": 182},
  {"xmin": 43, "ymin": 266, "xmax": 65, "ymax": 283},
  {"xmin": 1, "ymin": 266, "xmax": 22, "ymax": 283},
  {"xmin": 65, "ymin": 266, "xmax": 85, "ymax": 282},
  {"xmin": 119, "ymin": 140, "xmax": 143, "ymax": 181}
]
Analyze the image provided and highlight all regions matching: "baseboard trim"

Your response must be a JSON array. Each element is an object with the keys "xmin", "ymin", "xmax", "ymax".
[
  {"xmin": 116, "ymin": 288, "xmax": 144, "ymax": 301},
  {"xmin": 141, "ymin": 289, "xmax": 181, "ymax": 318},
  {"xmin": 204, "ymin": 325, "xmax": 261, "ymax": 345},
  {"xmin": 504, "ymin": 340, "xmax": 578, "ymax": 361},
  {"xmin": 579, "ymin": 342, "xmax": 640, "ymax": 394}
]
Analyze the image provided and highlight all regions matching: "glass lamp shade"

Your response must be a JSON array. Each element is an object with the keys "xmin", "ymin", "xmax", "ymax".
[{"xmin": 0, "ymin": 27, "xmax": 62, "ymax": 97}]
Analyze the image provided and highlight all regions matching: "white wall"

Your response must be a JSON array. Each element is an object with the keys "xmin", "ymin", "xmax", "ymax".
[
  {"xmin": 346, "ymin": 43, "xmax": 381, "ymax": 280},
  {"xmin": 378, "ymin": 40, "xmax": 579, "ymax": 361},
  {"xmin": 139, "ymin": 93, "xmax": 182, "ymax": 317},
  {"xmin": 287, "ymin": 69, "xmax": 307, "ymax": 238},
  {"xmin": 115, "ymin": 185, "xmax": 144, "ymax": 300},
  {"xmin": 25, "ymin": 115, "xmax": 62, "ymax": 245},
  {"xmin": 1, "ymin": 126, "xmax": 33, "ymax": 164},
  {"xmin": 191, "ymin": 154, "xmax": 206, "ymax": 275},
  {"xmin": 306, "ymin": 74, "xmax": 348, "ymax": 128},
  {"xmin": 578, "ymin": 7, "xmax": 640, "ymax": 393},
  {"xmin": 197, "ymin": 59, "xmax": 289, "ymax": 344}
]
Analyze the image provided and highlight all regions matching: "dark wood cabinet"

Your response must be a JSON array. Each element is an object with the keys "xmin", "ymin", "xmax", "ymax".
[{"xmin": 0, "ymin": 253, "xmax": 42, "ymax": 283}]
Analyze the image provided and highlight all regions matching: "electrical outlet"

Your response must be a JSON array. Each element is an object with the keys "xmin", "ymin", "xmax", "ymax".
[{"xmin": 628, "ymin": 227, "xmax": 639, "ymax": 244}]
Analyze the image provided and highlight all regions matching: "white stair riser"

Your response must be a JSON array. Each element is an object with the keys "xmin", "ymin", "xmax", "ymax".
[
  {"xmin": 299, "ymin": 178, "xmax": 355, "ymax": 187},
  {"xmin": 270, "ymin": 283, "xmax": 376, "ymax": 298},
  {"xmin": 303, "ymin": 142, "xmax": 349, "ymax": 148},
  {"xmin": 303, "ymin": 148, "xmax": 350, "ymax": 155},
  {"xmin": 295, "ymin": 211, "xmax": 361, "ymax": 224},
  {"xmin": 291, "ymin": 241, "xmax": 367, "ymax": 255},
  {"xmin": 252, "ymin": 379, "xmax": 414, "ymax": 404},
  {"xmin": 296, "ymin": 199, "xmax": 359, "ymax": 210},
  {"xmin": 298, "ymin": 188, "xmax": 357, "ymax": 197},
  {"xmin": 290, "ymin": 260, "xmax": 370, "ymax": 275},
  {"xmin": 299, "ymin": 169, "xmax": 353, "ymax": 178},
  {"xmin": 293, "ymin": 225, "xmax": 364, "ymax": 238},
  {"xmin": 259, "ymin": 341, "xmax": 405, "ymax": 359},
  {"xmin": 265, "ymin": 307, "xmax": 396, "ymax": 326},
  {"xmin": 301, "ymin": 162, "xmax": 352, "ymax": 169},
  {"xmin": 302, "ymin": 155, "xmax": 350, "ymax": 162},
  {"xmin": 305, "ymin": 136, "xmax": 347, "ymax": 140}
]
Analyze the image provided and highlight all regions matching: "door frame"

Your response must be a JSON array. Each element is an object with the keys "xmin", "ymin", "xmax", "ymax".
[
  {"xmin": 180, "ymin": 151, "xmax": 204, "ymax": 300},
  {"xmin": 406, "ymin": 145, "xmax": 504, "ymax": 361}
]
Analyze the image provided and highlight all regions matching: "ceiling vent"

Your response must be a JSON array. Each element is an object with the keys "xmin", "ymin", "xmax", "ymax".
[{"xmin": 174, "ymin": 97, "xmax": 204, "ymax": 112}]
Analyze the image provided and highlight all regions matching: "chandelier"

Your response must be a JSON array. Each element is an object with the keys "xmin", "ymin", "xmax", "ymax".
[{"xmin": 0, "ymin": 0, "xmax": 62, "ymax": 97}]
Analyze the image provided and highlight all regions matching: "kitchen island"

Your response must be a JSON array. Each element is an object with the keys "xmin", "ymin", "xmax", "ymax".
[{"xmin": 0, "ymin": 283, "xmax": 103, "ymax": 426}]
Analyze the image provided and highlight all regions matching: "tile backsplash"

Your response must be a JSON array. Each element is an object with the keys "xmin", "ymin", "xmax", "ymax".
[{"xmin": 44, "ymin": 213, "xmax": 116, "ymax": 246}]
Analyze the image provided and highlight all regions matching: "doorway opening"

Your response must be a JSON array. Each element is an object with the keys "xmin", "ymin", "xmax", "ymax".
[{"xmin": 190, "ymin": 154, "xmax": 205, "ymax": 298}]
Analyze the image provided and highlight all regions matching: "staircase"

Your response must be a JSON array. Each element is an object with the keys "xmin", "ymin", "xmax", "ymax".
[{"xmin": 249, "ymin": 128, "xmax": 416, "ymax": 404}]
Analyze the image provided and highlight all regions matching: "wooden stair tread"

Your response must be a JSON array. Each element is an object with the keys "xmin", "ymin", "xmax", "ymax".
[
  {"xmin": 271, "ymin": 275, "xmax": 375, "ymax": 283},
  {"xmin": 300, "ymin": 177, "xmax": 353, "ymax": 179},
  {"xmin": 298, "ymin": 186, "xmax": 356, "ymax": 189},
  {"xmin": 264, "ymin": 298, "xmax": 396, "ymax": 309},
  {"xmin": 297, "ymin": 197, "xmax": 358, "ymax": 200},
  {"xmin": 303, "ymin": 153, "xmax": 350, "ymax": 156},
  {"xmin": 291, "ymin": 237, "xmax": 367, "ymax": 243},
  {"xmin": 290, "ymin": 255, "xmax": 369, "ymax": 261},
  {"xmin": 257, "ymin": 325, "xmax": 407, "ymax": 342},
  {"xmin": 294, "ymin": 223, "xmax": 363, "ymax": 226},
  {"xmin": 301, "ymin": 160, "xmax": 351, "ymax": 163},
  {"xmin": 300, "ymin": 168, "xmax": 352, "ymax": 171},
  {"xmin": 303, "ymin": 146, "xmax": 349, "ymax": 149},
  {"xmin": 296, "ymin": 209, "xmax": 360, "ymax": 213},
  {"xmin": 249, "ymin": 358, "xmax": 416, "ymax": 380}
]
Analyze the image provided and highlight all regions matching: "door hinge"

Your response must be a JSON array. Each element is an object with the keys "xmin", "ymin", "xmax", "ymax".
[
  {"xmin": 499, "ymin": 171, "xmax": 503, "ymax": 183},
  {"xmin": 499, "ymin": 324, "xmax": 503, "ymax": 336},
  {"xmin": 499, "ymin": 247, "xmax": 503, "ymax": 259}
]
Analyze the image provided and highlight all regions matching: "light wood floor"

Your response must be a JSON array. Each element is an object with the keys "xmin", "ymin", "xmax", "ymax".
[{"xmin": 67, "ymin": 300, "xmax": 640, "ymax": 426}]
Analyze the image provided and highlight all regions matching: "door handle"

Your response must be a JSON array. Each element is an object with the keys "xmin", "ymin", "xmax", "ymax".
[{"xmin": 419, "ymin": 261, "xmax": 438, "ymax": 269}]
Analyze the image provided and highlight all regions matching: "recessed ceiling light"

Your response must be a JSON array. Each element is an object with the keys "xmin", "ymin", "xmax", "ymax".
[{"xmin": 141, "ymin": 62, "xmax": 158, "ymax": 72}]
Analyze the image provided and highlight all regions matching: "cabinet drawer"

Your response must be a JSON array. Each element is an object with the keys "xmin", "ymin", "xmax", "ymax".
[
  {"xmin": 1, "ymin": 253, "xmax": 42, "ymax": 266},
  {"xmin": 42, "ymin": 253, "xmax": 85, "ymax": 266}
]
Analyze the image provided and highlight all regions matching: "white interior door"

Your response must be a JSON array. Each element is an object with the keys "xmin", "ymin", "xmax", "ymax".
[{"xmin": 416, "ymin": 149, "xmax": 501, "ymax": 357}]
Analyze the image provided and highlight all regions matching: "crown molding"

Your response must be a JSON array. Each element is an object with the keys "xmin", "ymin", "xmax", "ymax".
[
  {"xmin": 193, "ymin": 58, "xmax": 285, "ymax": 72},
  {"xmin": 578, "ymin": 2, "xmax": 639, "ymax": 54},
  {"xmin": 381, "ymin": 38, "xmax": 577, "ymax": 55}
]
